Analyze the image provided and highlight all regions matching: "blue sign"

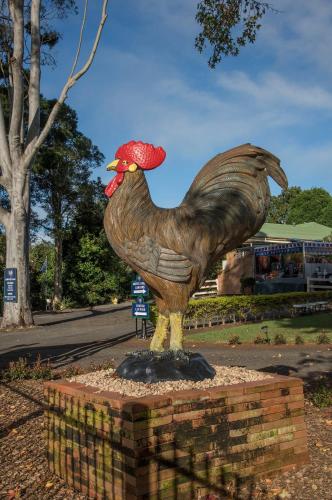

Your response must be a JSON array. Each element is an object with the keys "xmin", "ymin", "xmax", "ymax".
[
  {"xmin": 132, "ymin": 296, "xmax": 150, "ymax": 319},
  {"xmin": 131, "ymin": 275, "xmax": 149, "ymax": 296},
  {"xmin": 4, "ymin": 268, "xmax": 17, "ymax": 302}
]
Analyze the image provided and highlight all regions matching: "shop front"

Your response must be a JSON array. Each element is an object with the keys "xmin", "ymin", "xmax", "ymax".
[{"xmin": 254, "ymin": 242, "xmax": 332, "ymax": 293}]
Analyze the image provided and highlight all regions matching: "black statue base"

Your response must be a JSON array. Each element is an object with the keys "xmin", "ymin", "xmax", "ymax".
[{"xmin": 115, "ymin": 350, "xmax": 216, "ymax": 383}]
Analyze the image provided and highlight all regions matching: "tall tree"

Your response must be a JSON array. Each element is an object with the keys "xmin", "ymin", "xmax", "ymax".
[
  {"xmin": 32, "ymin": 99, "xmax": 104, "ymax": 307},
  {"xmin": 287, "ymin": 188, "xmax": 332, "ymax": 227},
  {"xmin": 195, "ymin": 0, "xmax": 275, "ymax": 68},
  {"xmin": 61, "ymin": 178, "xmax": 132, "ymax": 307},
  {"xmin": 0, "ymin": 0, "xmax": 108, "ymax": 328},
  {"xmin": 266, "ymin": 187, "xmax": 302, "ymax": 224},
  {"xmin": 267, "ymin": 186, "xmax": 332, "ymax": 228}
]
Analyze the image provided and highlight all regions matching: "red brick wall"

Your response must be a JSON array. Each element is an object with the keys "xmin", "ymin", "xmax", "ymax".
[{"xmin": 44, "ymin": 375, "xmax": 308, "ymax": 499}]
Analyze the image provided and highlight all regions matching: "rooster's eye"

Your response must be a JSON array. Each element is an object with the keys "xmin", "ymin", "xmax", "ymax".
[{"xmin": 122, "ymin": 160, "xmax": 128, "ymax": 165}]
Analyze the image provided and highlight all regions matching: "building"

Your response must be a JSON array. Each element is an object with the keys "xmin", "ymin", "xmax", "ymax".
[{"xmin": 218, "ymin": 222, "xmax": 332, "ymax": 294}]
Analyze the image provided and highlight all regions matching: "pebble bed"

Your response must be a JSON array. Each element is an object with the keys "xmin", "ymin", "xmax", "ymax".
[{"xmin": 69, "ymin": 365, "xmax": 273, "ymax": 398}]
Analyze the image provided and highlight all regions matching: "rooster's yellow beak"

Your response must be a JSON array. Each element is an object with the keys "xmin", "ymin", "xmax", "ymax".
[{"xmin": 106, "ymin": 159, "xmax": 119, "ymax": 171}]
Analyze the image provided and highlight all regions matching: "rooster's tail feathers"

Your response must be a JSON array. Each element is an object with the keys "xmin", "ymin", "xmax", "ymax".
[{"xmin": 243, "ymin": 144, "xmax": 288, "ymax": 190}]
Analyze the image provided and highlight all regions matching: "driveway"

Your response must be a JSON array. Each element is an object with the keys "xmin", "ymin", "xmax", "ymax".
[{"xmin": 0, "ymin": 303, "xmax": 331, "ymax": 382}]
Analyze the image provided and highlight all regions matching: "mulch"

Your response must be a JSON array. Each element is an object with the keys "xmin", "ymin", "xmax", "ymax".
[{"xmin": 0, "ymin": 380, "xmax": 331, "ymax": 499}]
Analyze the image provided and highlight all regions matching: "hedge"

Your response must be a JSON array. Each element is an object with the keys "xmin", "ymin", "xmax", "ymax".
[{"xmin": 150, "ymin": 291, "xmax": 332, "ymax": 328}]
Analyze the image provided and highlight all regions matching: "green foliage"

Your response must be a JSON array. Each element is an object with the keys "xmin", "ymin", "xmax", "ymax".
[
  {"xmin": 308, "ymin": 378, "xmax": 332, "ymax": 408},
  {"xmin": 228, "ymin": 334, "xmax": 241, "ymax": 345},
  {"xmin": 267, "ymin": 186, "xmax": 332, "ymax": 228},
  {"xmin": 1, "ymin": 355, "xmax": 53, "ymax": 381},
  {"xmin": 207, "ymin": 257, "xmax": 225, "ymax": 278},
  {"xmin": 195, "ymin": 0, "xmax": 274, "ymax": 68},
  {"xmin": 295, "ymin": 335, "xmax": 305, "ymax": 344},
  {"xmin": 273, "ymin": 333, "xmax": 287, "ymax": 344},
  {"xmin": 30, "ymin": 242, "xmax": 55, "ymax": 309},
  {"xmin": 186, "ymin": 312, "xmax": 332, "ymax": 344},
  {"xmin": 151, "ymin": 291, "xmax": 332, "ymax": 327},
  {"xmin": 287, "ymin": 188, "xmax": 332, "ymax": 227},
  {"xmin": 254, "ymin": 335, "xmax": 266, "ymax": 344},
  {"xmin": 267, "ymin": 187, "xmax": 302, "ymax": 224},
  {"xmin": 32, "ymin": 99, "xmax": 104, "ymax": 239},
  {"xmin": 63, "ymin": 232, "xmax": 132, "ymax": 306},
  {"xmin": 323, "ymin": 232, "xmax": 332, "ymax": 243},
  {"xmin": 186, "ymin": 291, "xmax": 332, "ymax": 323},
  {"xmin": 316, "ymin": 332, "xmax": 330, "ymax": 344}
]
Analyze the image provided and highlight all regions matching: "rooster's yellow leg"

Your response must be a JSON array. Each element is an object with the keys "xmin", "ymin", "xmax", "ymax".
[
  {"xmin": 150, "ymin": 313, "xmax": 169, "ymax": 352},
  {"xmin": 169, "ymin": 312, "xmax": 184, "ymax": 351}
]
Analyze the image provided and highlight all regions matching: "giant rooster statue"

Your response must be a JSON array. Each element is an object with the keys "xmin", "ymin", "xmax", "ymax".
[{"xmin": 104, "ymin": 141, "xmax": 287, "ymax": 379}]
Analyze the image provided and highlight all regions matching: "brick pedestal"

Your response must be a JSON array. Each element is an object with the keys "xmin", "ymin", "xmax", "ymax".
[{"xmin": 44, "ymin": 375, "xmax": 309, "ymax": 499}]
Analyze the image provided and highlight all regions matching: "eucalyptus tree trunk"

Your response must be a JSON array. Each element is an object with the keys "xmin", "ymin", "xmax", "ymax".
[{"xmin": 2, "ymin": 182, "xmax": 32, "ymax": 327}]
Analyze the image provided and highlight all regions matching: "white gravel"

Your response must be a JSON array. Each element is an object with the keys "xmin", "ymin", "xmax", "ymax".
[{"xmin": 69, "ymin": 366, "xmax": 272, "ymax": 398}]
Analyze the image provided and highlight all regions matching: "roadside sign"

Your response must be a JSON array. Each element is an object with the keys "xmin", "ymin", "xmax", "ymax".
[
  {"xmin": 131, "ymin": 275, "xmax": 149, "ymax": 296},
  {"xmin": 4, "ymin": 268, "xmax": 17, "ymax": 302},
  {"xmin": 132, "ymin": 296, "xmax": 150, "ymax": 319}
]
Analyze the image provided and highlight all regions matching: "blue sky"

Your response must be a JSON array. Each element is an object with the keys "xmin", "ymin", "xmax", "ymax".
[{"xmin": 42, "ymin": 0, "xmax": 332, "ymax": 207}]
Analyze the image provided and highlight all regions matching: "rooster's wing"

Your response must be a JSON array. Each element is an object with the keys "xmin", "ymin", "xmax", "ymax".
[{"xmin": 123, "ymin": 235, "xmax": 193, "ymax": 283}]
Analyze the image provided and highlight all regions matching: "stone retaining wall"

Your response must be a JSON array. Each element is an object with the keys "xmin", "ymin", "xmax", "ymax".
[{"xmin": 44, "ymin": 375, "xmax": 309, "ymax": 499}]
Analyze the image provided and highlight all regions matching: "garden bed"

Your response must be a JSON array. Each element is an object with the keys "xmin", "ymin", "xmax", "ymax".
[
  {"xmin": 185, "ymin": 312, "xmax": 332, "ymax": 345},
  {"xmin": 0, "ymin": 379, "xmax": 331, "ymax": 499},
  {"xmin": 44, "ymin": 374, "xmax": 308, "ymax": 499}
]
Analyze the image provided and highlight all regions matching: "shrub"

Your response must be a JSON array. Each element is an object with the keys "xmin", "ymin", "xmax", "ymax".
[
  {"xmin": 295, "ymin": 335, "xmax": 305, "ymax": 344},
  {"xmin": 274, "ymin": 333, "xmax": 287, "ymax": 345},
  {"xmin": 151, "ymin": 291, "xmax": 332, "ymax": 328},
  {"xmin": 254, "ymin": 335, "xmax": 266, "ymax": 344},
  {"xmin": 316, "ymin": 332, "xmax": 330, "ymax": 344},
  {"xmin": 228, "ymin": 334, "xmax": 241, "ymax": 345},
  {"xmin": 308, "ymin": 378, "xmax": 332, "ymax": 408},
  {"xmin": 1, "ymin": 355, "xmax": 53, "ymax": 381}
]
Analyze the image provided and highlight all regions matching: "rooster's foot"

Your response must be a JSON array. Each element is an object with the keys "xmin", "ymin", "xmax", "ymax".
[
  {"xmin": 169, "ymin": 312, "xmax": 184, "ymax": 351},
  {"xmin": 150, "ymin": 313, "xmax": 169, "ymax": 352}
]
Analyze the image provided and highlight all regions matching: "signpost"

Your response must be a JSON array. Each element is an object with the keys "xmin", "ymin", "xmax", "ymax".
[
  {"xmin": 132, "ymin": 296, "xmax": 150, "ymax": 319},
  {"xmin": 131, "ymin": 276, "xmax": 149, "ymax": 296},
  {"xmin": 4, "ymin": 268, "xmax": 17, "ymax": 303},
  {"xmin": 131, "ymin": 276, "xmax": 150, "ymax": 339}
]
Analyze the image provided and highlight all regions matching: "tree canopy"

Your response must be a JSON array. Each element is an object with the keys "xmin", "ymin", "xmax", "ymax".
[
  {"xmin": 195, "ymin": 0, "xmax": 275, "ymax": 68},
  {"xmin": 267, "ymin": 187, "xmax": 332, "ymax": 229}
]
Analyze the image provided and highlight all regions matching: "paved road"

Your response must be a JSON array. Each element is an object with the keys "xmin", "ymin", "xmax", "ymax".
[{"xmin": 0, "ymin": 303, "xmax": 331, "ymax": 382}]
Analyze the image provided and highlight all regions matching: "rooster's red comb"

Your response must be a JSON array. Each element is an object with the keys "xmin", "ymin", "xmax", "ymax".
[{"xmin": 115, "ymin": 141, "xmax": 166, "ymax": 170}]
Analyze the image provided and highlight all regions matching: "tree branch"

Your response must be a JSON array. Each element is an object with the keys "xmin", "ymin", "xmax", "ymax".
[
  {"xmin": 8, "ymin": 0, "xmax": 24, "ymax": 160},
  {"xmin": 26, "ymin": 0, "xmax": 41, "ymax": 146},
  {"xmin": 70, "ymin": 0, "xmax": 89, "ymax": 78},
  {"xmin": 23, "ymin": 0, "xmax": 108, "ymax": 169}
]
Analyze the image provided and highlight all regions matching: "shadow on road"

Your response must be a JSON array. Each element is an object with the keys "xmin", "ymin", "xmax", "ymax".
[
  {"xmin": 0, "ymin": 329, "xmax": 152, "ymax": 369},
  {"xmin": 259, "ymin": 352, "xmax": 332, "ymax": 389},
  {"xmin": 35, "ymin": 305, "xmax": 132, "ymax": 327}
]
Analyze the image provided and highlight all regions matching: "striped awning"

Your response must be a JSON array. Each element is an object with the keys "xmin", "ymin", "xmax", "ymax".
[{"xmin": 254, "ymin": 241, "xmax": 332, "ymax": 257}]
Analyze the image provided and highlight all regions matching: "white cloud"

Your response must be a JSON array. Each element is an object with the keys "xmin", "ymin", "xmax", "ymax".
[
  {"xmin": 261, "ymin": 0, "xmax": 332, "ymax": 77},
  {"xmin": 218, "ymin": 71, "xmax": 332, "ymax": 111}
]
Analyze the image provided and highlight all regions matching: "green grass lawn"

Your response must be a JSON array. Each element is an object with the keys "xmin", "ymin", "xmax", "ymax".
[{"xmin": 186, "ymin": 312, "xmax": 332, "ymax": 344}]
